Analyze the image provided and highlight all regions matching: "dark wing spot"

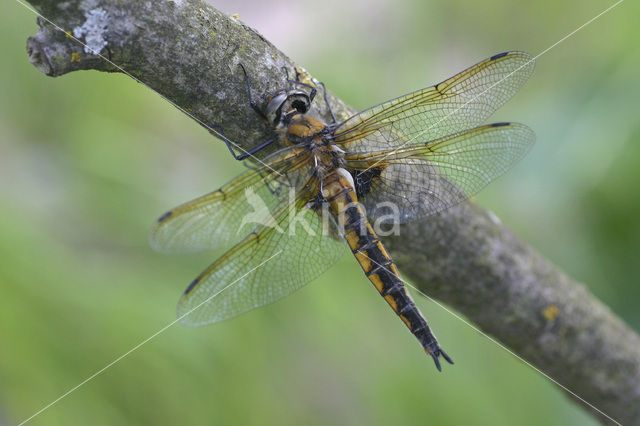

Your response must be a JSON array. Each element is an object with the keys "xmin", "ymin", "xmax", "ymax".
[
  {"xmin": 184, "ymin": 277, "xmax": 200, "ymax": 295},
  {"xmin": 157, "ymin": 211, "xmax": 173, "ymax": 222},
  {"xmin": 491, "ymin": 122, "xmax": 510, "ymax": 127},
  {"xmin": 490, "ymin": 51, "xmax": 508, "ymax": 60},
  {"xmin": 351, "ymin": 167, "xmax": 383, "ymax": 199}
]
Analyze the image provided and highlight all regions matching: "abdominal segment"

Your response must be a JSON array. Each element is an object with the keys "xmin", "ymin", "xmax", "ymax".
[{"xmin": 321, "ymin": 168, "xmax": 448, "ymax": 368}]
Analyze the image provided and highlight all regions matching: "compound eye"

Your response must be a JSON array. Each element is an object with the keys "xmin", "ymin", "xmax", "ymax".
[
  {"xmin": 291, "ymin": 96, "xmax": 310, "ymax": 114},
  {"xmin": 265, "ymin": 91, "xmax": 289, "ymax": 126},
  {"xmin": 265, "ymin": 89, "xmax": 312, "ymax": 126},
  {"xmin": 265, "ymin": 91, "xmax": 288, "ymax": 118}
]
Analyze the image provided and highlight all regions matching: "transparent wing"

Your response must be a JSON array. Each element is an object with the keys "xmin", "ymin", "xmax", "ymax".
[
  {"xmin": 177, "ymin": 178, "xmax": 345, "ymax": 326},
  {"xmin": 333, "ymin": 51, "xmax": 534, "ymax": 153},
  {"xmin": 149, "ymin": 147, "xmax": 311, "ymax": 254},
  {"xmin": 345, "ymin": 122, "xmax": 535, "ymax": 222}
]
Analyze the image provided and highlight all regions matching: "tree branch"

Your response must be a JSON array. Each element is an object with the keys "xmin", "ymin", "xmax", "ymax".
[{"xmin": 25, "ymin": 1, "xmax": 640, "ymax": 424}]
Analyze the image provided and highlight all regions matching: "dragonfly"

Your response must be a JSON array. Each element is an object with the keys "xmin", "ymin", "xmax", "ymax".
[{"xmin": 150, "ymin": 51, "xmax": 535, "ymax": 371}]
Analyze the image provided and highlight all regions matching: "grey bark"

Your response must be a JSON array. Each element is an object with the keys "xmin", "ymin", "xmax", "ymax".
[{"xmin": 24, "ymin": 1, "xmax": 640, "ymax": 424}]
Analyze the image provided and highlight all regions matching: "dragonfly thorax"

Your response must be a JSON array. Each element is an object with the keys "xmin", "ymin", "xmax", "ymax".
[
  {"xmin": 281, "ymin": 114, "xmax": 346, "ymax": 175},
  {"xmin": 281, "ymin": 114, "xmax": 326, "ymax": 141}
]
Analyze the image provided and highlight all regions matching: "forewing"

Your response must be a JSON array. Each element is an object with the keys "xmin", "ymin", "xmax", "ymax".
[
  {"xmin": 150, "ymin": 147, "xmax": 311, "ymax": 254},
  {"xmin": 345, "ymin": 122, "xmax": 535, "ymax": 222},
  {"xmin": 177, "ymin": 178, "xmax": 346, "ymax": 326},
  {"xmin": 333, "ymin": 51, "xmax": 534, "ymax": 153}
]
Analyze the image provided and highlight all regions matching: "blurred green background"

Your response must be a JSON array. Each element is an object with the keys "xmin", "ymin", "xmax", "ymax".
[{"xmin": 1, "ymin": 0, "xmax": 639, "ymax": 425}]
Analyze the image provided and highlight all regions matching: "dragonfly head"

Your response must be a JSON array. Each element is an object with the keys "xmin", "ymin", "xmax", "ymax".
[{"xmin": 265, "ymin": 89, "xmax": 311, "ymax": 127}]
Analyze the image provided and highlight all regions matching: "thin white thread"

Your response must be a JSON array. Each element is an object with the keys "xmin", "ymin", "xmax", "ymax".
[
  {"xmin": 358, "ymin": 251, "xmax": 622, "ymax": 426},
  {"xmin": 17, "ymin": 250, "xmax": 283, "ymax": 426},
  {"xmin": 13, "ymin": 0, "xmax": 283, "ymax": 176},
  {"xmin": 349, "ymin": 8, "xmax": 628, "ymax": 424},
  {"xmin": 11, "ymin": 0, "xmax": 626, "ymax": 424},
  {"xmin": 360, "ymin": 0, "xmax": 624, "ymax": 174}
]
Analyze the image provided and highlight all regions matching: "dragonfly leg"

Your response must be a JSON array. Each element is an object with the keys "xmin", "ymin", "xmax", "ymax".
[
  {"xmin": 286, "ymin": 69, "xmax": 335, "ymax": 124},
  {"xmin": 319, "ymin": 82, "xmax": 337, "ymax": 125},
  {"xmin": 239, "ymin": 63, "xmax": 269, "ymax": 122},
  {"xmin": 286, "ymin": 78, "xmax": 317, "ymax": 104},
  {"xmin": 211, "ymin": 124, "xmax": 278, "ymax": 162},
  {"xmin": 282, "ymin": 66, "xmax": 317, "ymax": 105}
]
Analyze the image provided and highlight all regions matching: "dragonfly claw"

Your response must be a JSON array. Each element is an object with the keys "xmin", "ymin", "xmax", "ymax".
[{"xmin": 427, "ymin": 346, "xmax": 454, "ymax": 372}]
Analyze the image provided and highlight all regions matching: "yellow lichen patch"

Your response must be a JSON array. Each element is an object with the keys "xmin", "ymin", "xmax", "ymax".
[
  {"xmin": 542, "ymin": 305, "xmax": 559, "ymax": 321},
  {"xmin": 70, "ymin": 52, "xmax": 82, "ymax": 63}
]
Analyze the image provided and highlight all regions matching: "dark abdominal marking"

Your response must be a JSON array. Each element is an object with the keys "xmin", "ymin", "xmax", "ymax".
[
  {"xmin": 350, "ymin": 167, "xmax": 383, "ymax": 198},
  {"xmin": 306, "ymin": 191, "xmax": 326, "ymax": 211}
]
